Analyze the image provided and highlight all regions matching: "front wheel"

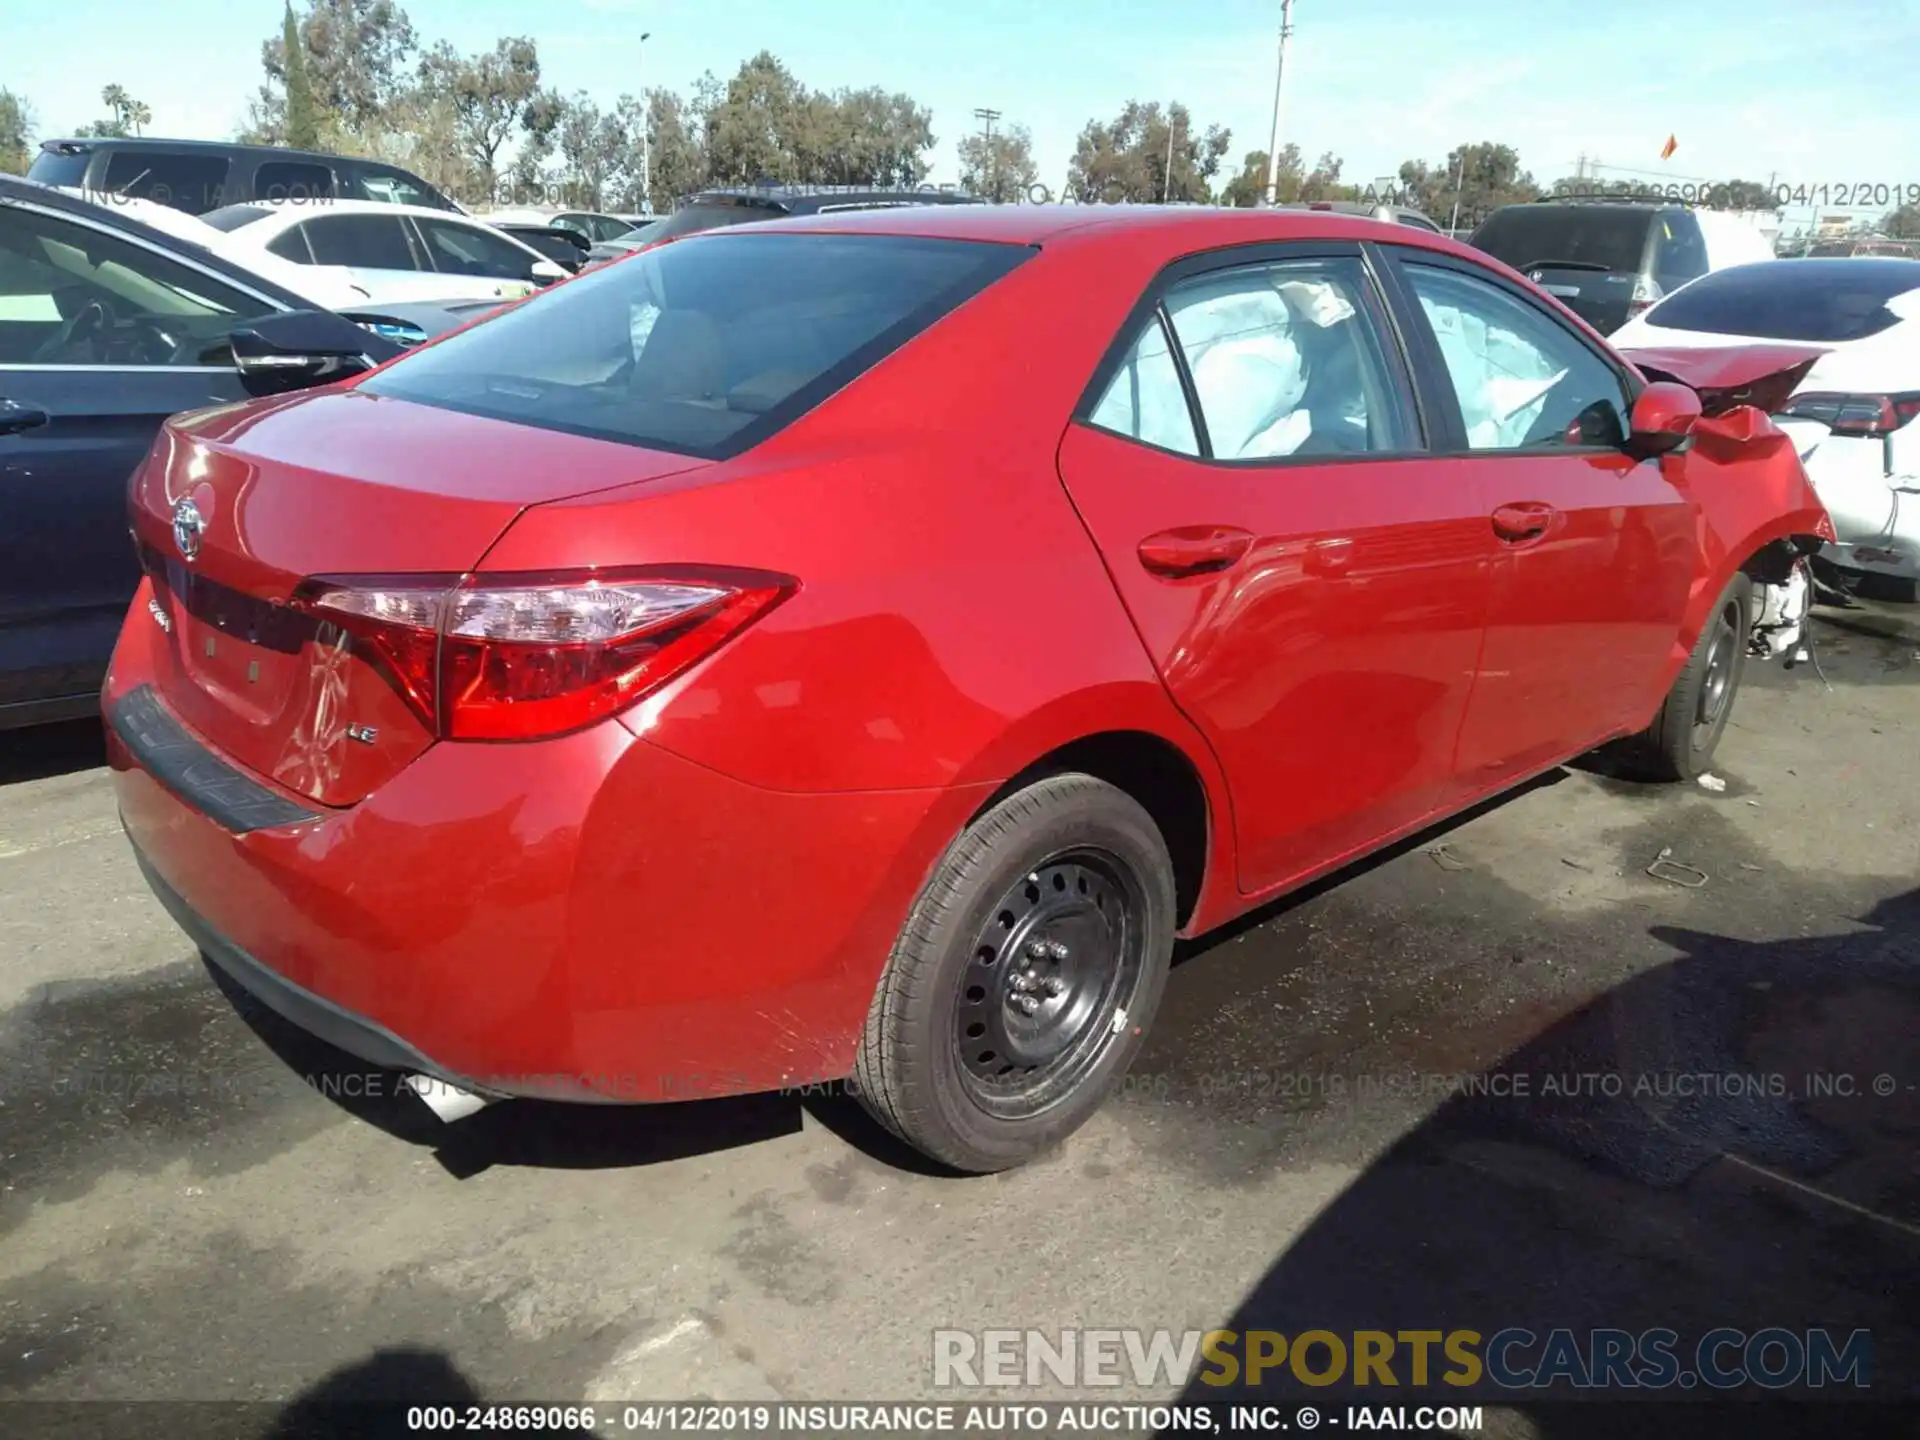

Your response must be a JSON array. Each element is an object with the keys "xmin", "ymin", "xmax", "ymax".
[
  {"xmin": 1635, "ymin": 573, "xmax": 1751, "ymax": 781},
  {"xmin": 852, "ymin": 773, "xmax": 1176, "ymax": 1173}
]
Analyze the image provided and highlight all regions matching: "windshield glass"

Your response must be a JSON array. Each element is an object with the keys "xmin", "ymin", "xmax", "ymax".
[
  {"xmin": 1471, "ymin": 206, "xmax": 1653, "ymax": 274},
  {"xmin": 1646, "ymin": 259, "xmax": 1920, "ymax": 342},
  {"xmin": 360, "ymin": 231, "xmax": 1031, "ymax": 457}
]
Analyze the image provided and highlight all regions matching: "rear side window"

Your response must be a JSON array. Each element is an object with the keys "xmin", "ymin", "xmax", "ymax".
[
  {"xmin": 99, "ymin": 150, "xmax": 231, "ymax": 213},
  {"xmin": 266, "ymin": 226, "xmax": 315, "ymax": 263},
  {"xmin": 1087, "ymin": 315, "xmax": 1200, "ymax": 455},
  {"xmin": 1161, "ymin": 258, "xmax": 1412, "ymax": 457},
  {"xmin": 1645, "ymin": 260, "xmax": 1920, "ymax": 341},
  {"xmin": 255, "ymin": 160, "xmax": 336, "ymax": 203},
  {"xmin": 361, "ymin": 232, "xmax": 1031, "ymax": 457},
  {"xmin": 301, "ymin": 214, "xmax": 420, "ymax": 269},
  {"xmin": 1651, "ymin": 212, "xmax": 1709, "ymax": 292},
  {"xmin": 1471, "ymin": 207, "xmax": 1653, "ymax": 275}
]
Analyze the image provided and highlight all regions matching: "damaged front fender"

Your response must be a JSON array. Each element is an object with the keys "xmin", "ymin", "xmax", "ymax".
[{"xmin": 1623, "ymin": 344, "xmax": 1836, "ymax": 687}]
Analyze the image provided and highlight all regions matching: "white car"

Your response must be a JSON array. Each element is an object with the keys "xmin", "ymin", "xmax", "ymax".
[
  {"xmin": 1613, "ymin": 257, "xmax": 1920, "ymax": 585},
  {"xmin": 198, "ymin": 198, "xmax": 568, "ymax": 305}
]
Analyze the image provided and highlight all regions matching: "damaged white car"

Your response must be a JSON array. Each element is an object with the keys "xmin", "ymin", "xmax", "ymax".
[{"xmin": 1613, "ymin": 257, "xmax": 1920, "ymax": 593}]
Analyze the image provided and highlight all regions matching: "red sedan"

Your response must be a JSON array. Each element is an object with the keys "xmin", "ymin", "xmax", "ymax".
[{"xmin": 106, "ymin": 204, "xmax": 1832, "ymax": 1172}]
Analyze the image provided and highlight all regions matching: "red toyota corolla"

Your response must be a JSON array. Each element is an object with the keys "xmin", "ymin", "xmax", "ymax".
[{"xmin": 105, "ymin": 205, "xmax": 1832, "ymax": 1172}]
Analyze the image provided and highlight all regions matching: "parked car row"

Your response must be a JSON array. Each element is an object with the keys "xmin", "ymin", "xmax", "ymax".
[{"xmin": 0, "ymin": 173, "xmax": 497, "ymax": 728}]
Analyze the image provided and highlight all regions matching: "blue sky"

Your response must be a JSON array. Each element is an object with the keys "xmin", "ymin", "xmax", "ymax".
[{"xmin": 10, "ymin": 0, "xmax": 1919, "ymax": 212}]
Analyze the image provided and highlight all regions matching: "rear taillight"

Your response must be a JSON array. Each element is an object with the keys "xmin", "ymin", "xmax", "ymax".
[
  {"xmin": 1776, "ymin": 392, "xmax": 1920, "ymax": 437},
  {"xmin": 297, "ymin": 567, "xmax": 794, "ymax": 741},
  {"xmin": 1627, "ymin": 274, "xmax": 1664, "ymax": 318}
]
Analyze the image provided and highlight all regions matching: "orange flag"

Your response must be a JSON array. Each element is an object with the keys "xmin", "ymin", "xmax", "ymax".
[{"xmin": 1660, "ymin": 134, "xmax": 1678, "ymax": 160}]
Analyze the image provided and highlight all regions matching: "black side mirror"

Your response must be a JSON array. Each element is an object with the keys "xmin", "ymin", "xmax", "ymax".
[{"xmin": 230, "ymin": 309, "xmax": 404, "ymax": 396}]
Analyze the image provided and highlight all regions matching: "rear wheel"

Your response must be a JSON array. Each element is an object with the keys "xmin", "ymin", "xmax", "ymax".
[
  {"xmin": 1635, "ymin": 573, "xmax": 1751, "ymax": 781},
  {"xmin": 852, "ymin": 773, "xmax": 1176, "ymax": 1173}
]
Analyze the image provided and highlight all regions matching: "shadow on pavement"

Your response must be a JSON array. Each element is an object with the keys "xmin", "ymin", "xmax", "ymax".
[
  {"xmin": 208, "ymin": 959, "xmax": 807, "ymax": 1178},
  {"xmin": 0, "ymin": 719, "xmax": 106, "ymax": 786},
  {"xmin": 1171, "ymin": 889, "xmax": 1920, "ymax": 1437}
]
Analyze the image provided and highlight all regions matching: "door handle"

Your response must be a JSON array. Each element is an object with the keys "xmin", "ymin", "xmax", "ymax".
[
  {"xmin": 1490, "ymin": 501, "xmax": 1555, "ymax": 544},
  {"xmin": 1137, "ymin": 525, "xmax": 1254, "ymax": 579},
  {"xmin": 0, "ymin": 399, "xmax": 49, "ymax": 436}
]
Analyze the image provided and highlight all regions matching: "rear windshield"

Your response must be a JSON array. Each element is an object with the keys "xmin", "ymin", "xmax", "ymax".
[
  {"xmin": 360, "ymin": 232, "xmax": 1031, "ymax": 457},
  {"xmin": 201, "ymin": 204, "xmax": 274, "ymax": 232},
  {"xmin": 1471, "ymin": 207, "xmax": 1654, "ymax": 274},
  {"xmin": 27, "ymin": 149, "xmax": 90, "ymax": 187},
  {"xmin": 1645, "ymin": 259, "xmax": 1920, "ymax": 342}
]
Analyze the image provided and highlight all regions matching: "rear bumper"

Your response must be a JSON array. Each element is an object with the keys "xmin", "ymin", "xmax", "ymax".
[
  {"xmin": 131, "ymin": 839, "xmax": 506, "ymax": 1096},
  {"xmin": 107, "ymin": 589, "xmax": 990, "ymax": 1102},
  {"xmin": 1803, "ymin": 441, "xmax": 1920, "ymax": 578}
]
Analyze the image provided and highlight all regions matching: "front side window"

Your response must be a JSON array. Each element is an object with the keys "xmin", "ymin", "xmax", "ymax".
[
  {"xmin": 1162, "ymin": 258, "xmax": 1411, "ymax": 458},
  {"xmin": 415, "ymin": 218, "xmax": 538, "ymax": 279},
  {"xmin": 359, "ymin": 232, "xmax": 1030, "ymax": 457},
  {"xmin": 1086, "ymin": 313, "xmax": 1200, "ymax": 456},
  {"xmin": 1402, "ymin": 262, "xmax": 1632, "ymax": 450},
  {"xmin": 254, "ymin": 160, "xmax": 337, "ymax": 204},
  {"xmin": 348, "ymin": 166, "xmax": 447, "ymax": 209},
  {"xmin": 300, "ymin": 214, "xmax": 420, "ymax": 270},
  {"xmin": 0, "ymin": 204, "xmax": 273, "ymax": 365}
]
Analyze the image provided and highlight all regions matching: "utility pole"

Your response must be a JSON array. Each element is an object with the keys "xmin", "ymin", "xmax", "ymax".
[
  {"xmin": 973, "ymin": 107, "xmax": 1002, "ymax": 199},
  {"xmin": 1261, "ymin": 0, "xmax": 1296, "ymax": 205},
  {"xmin": 638, "ymin": 31, "xmax": 653, "ymax": 210},
  {"xmin": 1163, "ymin": 105, "xmax": 1180, "ymax": 202},
  {"xmin": 1447, "ymin": 149, "xmax": 1466, "ymax": 234}
]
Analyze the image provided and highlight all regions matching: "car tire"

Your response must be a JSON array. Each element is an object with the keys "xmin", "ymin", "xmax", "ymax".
[
  {"xmin": 852, "ymin": 773, "xmax": 1176, "ymax": 1173},
  {"xmin": 1635, "ymin": 573, "xmax": 1752, "ymax": 782}
]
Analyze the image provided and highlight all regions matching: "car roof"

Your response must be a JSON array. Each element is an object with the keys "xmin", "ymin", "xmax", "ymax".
[
  {"xmin": 38, "ymin": 135, "xmax": 412, "ymax": 168},
  {"xmin": 685, "ymin": 201, "xmax": 1483, "ymax": 259},
  {"xmin": 236, "ymin": 197, "xmax": 486, "ymax": 223},
  {"xmin": 687, "ymin": 187, "xmax": 983, "ymax": 211}
]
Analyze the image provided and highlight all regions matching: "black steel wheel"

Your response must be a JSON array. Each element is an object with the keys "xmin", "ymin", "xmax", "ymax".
[
  {"xmin": 853, "ymin": 773, "xmax": 1176, "ymax": 1173},
  {"xmin": 1634, "ymin": 572, "xmax": 1751, "ymax": 782},
  {"xmin": 953, "ymin": 850, "xmax": 1149, "ymax": 1120}
]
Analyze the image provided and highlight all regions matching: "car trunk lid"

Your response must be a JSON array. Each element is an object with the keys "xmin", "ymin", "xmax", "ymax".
[{"xmin": 129, "ymin": 388, "xmax": 708, "ymax": 808}]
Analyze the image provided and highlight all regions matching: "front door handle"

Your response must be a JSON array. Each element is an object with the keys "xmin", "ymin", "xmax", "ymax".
[
  {"xmin": 1490, "ymin": 501, "xmax": 1555, "ymax": 544},
  {"xmin": 1138, "ymin": 525, "xmax": 1254, "ymax": 579},
  {"xmin": 0, "ymin": 399, "xmax": 50, "ymax": 436}
]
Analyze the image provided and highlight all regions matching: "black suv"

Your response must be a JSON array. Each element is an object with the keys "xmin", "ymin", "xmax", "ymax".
[
  {"xmin": 1468, "ymin": 199, "xmax": 1748, "ymax": 335},
  {"xmin": 27, "ymin": 137, "xmax": 460, "ymax": 217},
  {"xmin": 587, "ymin": 185, "xmax": 985, "ymax": 261}
]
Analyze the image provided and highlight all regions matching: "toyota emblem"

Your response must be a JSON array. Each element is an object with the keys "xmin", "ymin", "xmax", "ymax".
[{"xmin": 172, "ymin": 496, "xmax": 206, "ymax": 562}]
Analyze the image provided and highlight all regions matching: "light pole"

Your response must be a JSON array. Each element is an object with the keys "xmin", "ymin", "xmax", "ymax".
[
  {"xmin": 638, "ymin": 31, "xmax": 652, "ymax": 211},
  {"xmin": 1163, "ymin": 105, "xmax": 1180, "ymax": 203},
  {"xmin": 1261, "ymin": 0, "xmax": 1295, "ymax": 205},
  {"xmin": 973, "ymin": 107, "xmax": 1001, "ymax": 200}
]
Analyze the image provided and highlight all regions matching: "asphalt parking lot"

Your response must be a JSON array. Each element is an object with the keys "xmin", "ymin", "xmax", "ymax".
[{"xmin": 2, "ymin": 598, "xmax": 1916, "ymax": 1436}]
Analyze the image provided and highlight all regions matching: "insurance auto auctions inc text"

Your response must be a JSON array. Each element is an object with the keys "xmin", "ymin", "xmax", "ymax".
[{"xmin": 933, "ymin": 1327, "xmax": 1872, "ymax": 1393}]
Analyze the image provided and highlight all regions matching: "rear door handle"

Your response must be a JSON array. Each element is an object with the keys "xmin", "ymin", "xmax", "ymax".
[
  {"xmin": 1490, "ymin": 501, "xmax": 1555, "ymax": 544},
  {"xmin": 0, "ymin": 399, "xmax": 49, "ymax": 436},
  {"xmin": 1137, "ymin": 525, "xmax": 1254, "ymax": 579}
]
